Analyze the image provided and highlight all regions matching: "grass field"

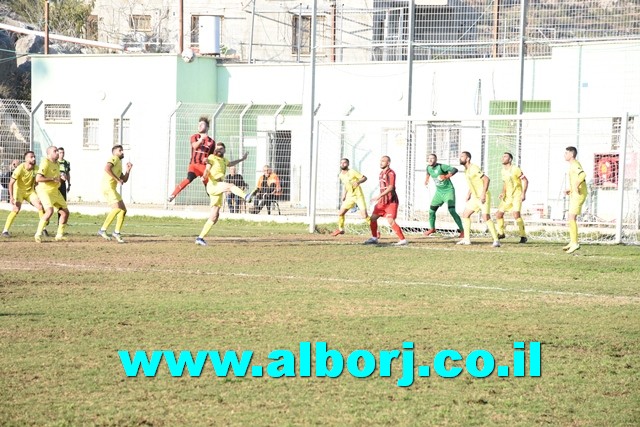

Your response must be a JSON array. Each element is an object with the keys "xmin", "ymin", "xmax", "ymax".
[{"xmin": 1, "ymin": 211, "xmax": 639, "ymax": 426}]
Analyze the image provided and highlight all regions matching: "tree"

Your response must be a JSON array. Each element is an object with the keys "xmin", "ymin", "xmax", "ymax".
[{"xmin": 7, "ymin": 0, "xmax": 95, "ymax": 38}]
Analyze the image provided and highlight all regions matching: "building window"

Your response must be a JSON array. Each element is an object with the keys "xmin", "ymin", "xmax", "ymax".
[
  {"xmin": 129, "ymin": 14, "xmax": 152, "ymax": 33},
  {"xmin": 427, "ymin": 123, "xmax": 460, "ymax": 163},
  {"xmin": 190, "ymin": 15, "xmax": 201, "ymax": 48},
  {"xmin": 291, "ymin": 14, "xmax": 326, "ymax": 55},
  {"xmin": 113, "ymin": 118, "xmax": 130, "ymax": 148},
  {"xmin": 83, "ymin": 118, "xmax": 99, "ymax": 149},
  {"xmin": 44, "ymin": 104, "xmax": 71, "ymax": 124}
]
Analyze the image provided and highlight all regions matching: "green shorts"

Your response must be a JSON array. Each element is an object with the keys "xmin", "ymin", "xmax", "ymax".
[{"xmin": 431, "ymin": 189, "xmax": 456, "ymax": 208}]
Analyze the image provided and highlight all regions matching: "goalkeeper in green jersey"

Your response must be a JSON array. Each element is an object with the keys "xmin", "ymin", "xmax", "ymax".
[{"xmin": 423, "ymin": 154, "xmax": 464, "ymax": 238}]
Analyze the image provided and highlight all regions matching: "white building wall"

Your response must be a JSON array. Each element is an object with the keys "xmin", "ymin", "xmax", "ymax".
[{"xmin": 31, "ymin": 54, "xmax": 180, "ymax": 204}]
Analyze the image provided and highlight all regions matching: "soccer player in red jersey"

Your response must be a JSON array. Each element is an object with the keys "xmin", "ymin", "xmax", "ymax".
[
  {"xmin": 168, "ymin": 116, "xmax": 216, "ymax": 202},
  {"xmin": 363, "ymin": 155, "xmax": 407, "ymax": 246}
]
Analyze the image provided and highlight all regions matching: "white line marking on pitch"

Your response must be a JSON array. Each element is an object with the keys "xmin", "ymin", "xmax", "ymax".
[{"xmin": 1, "ymin": 260, "xmax": 638, "ymax": 302}]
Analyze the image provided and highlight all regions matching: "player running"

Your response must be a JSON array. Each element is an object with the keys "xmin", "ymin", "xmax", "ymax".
[{"xmin": 2, "ymin": 151, "xmax": 46, "ymax": 237}]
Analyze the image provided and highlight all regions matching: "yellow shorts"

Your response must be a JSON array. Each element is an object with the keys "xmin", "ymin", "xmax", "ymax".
[
  {"xmin": 206, "ymin": 181, "xmax": 225, "ymax": 207},
  {"xmin": 340, "ymin": 194, "xmax": 367, "ymax": 213},
  {"xmin": 37, "ymin": 188, "xmax": 67, "ymax": 210},
  {"xmin": 497, "ymin": 197, "xmax": 522, "ymax": 213},
  {"xmin": 465, "ymin": 194, "xmax": 491, "ymax": 215},
  {"xmin": 14, "ymin": 187, "xmax": 40, "ymax": 206},
  {"xmin": 103, "ymin": 186, "xmax": 122, "ymax": 205},
  {"xmin": 569, "ymin": 194, "xmax": 587, "ymax": 216}
]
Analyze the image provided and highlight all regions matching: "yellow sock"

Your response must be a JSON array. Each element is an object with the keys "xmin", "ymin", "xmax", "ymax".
[
  {"xmin": 365, "ymin": 216, "xmax": 371, "ymax": 225},
  {"xmin": 3, "ymin": 211, "xmax": 18, "ymax": 232},
  {"xmin": 38, "ymin": 210, "xmax": 45, "ymax": 220},
  {"xmin": 230, "ymin": 186, "xmax": 246, "ymax": 198},
  {"xmin": 101, "ymin": 208, "xmax": 121, "ymax": 231},
  {"xmin": 516, "ymin": 217, "xmax": 526, "ymax": 237},
  {"xmin": 497, "ymin": 217, "xmax": 505, "ymax": 235},
  {"xmin": 115, "ymin": 210, "xmax": 126, "ymax": 233},
  {"xmin": 486, "ymin": 220, "xmax": 499, "ymax": 241},
  {"xmin": 35, "ymin": 217, "xmax": 47, "ymax": 236},
  {"xmin": 337, "ymin": 215, "xmax": 345, "ymax": 230},
  {"xmin": 463, "ymin": 217, "xmax": 471, "ymax": 239},
  {"xmin": 569, "ymin": 220, "xmax": 578, "ymax": 244},
  {"xmin": 199, "ymin": 219, "xmax": 215, "ymax": 239},
  {"xmin": 56, "ymin": 223, "xmax": 66, "ymax": 237}
]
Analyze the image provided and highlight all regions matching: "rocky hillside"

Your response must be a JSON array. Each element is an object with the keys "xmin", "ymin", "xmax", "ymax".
[{"xmin": 0, "ymin": 3, "xmax": 36, "ymax": 99}]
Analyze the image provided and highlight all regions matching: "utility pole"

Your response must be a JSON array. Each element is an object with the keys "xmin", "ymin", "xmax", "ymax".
[{"xmin": 44, "ymin": 0, "xmax": 49, "ymax": 54}]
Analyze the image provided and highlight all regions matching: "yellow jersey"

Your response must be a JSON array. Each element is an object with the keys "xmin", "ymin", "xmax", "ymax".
[
  {"xmin": 339, "ymin": 169, "xmax": 365, "ymax": 198},
  {"xmin": 102, "ymin": 155, "xmax": 123, "ymax": 189},
  {"xmin": 11, "ymin": 163, "xmax": 37, "ymax": 193},
  {"xmin": 36, "ymin": 158, "xmax": 60, "ymax": 193},
  {"xmin": 569, "ymin": 160, "xmax": 587, "ymax": 196},
  {"xmin": 206, "ymin": 155, "xmax": 229, "ymax": 182},
  {"xmin": 502, "ymin": 165, "xmax": 523, "ymax": 199},
  {"xmin": 465, "ymin": 163, "xmax": 486, "ymax": 199}
]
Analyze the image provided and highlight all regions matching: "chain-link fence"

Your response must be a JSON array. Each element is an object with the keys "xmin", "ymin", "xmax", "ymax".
[
  {"xmin": 167, "ymin": 103, "xmax": 304, "ymax": 214},
  {"xmin": 314, "ymin": 113, "xmax": 640, "ymax": 245},
  {"xmin": 0, "ymin": 98, "xmax": 31, "ymax": 201}
]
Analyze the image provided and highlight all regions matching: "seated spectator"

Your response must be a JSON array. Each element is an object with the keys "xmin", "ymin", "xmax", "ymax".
[
  {"xmin": 251, "ymin": 165, "xmax": 281, "ymax": 215},
  {"xmin": 225, "ymin": 166, "xmax": 248, "ymax": 213},
  {"xmin": 1, "ymin": 159, "xmax": 20, "ymax": 202}
]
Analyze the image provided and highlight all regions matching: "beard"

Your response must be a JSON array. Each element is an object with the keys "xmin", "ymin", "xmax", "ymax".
[{"xmin": 340, "ymin": 165, "xmax": 348, "ymax": 171}]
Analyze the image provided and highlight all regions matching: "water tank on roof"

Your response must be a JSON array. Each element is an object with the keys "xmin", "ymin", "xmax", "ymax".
[{"xmin": 199, "ymin": 15, "xmax": 221, "ymax": 55}]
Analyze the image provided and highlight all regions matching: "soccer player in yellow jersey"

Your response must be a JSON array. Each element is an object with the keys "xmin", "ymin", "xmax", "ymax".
[
  {"xmin": 97, "ymin": 145, "xmax": 133, "ymax": 243},
  {"xmin": 495, "ymin": 152, "xmax": 529, "ymax": 244},
  {"xmin": 458, "ymin": 151, "xmax": 500, "ymax": 247},
  {"xmin": 34, "ymin": 146, "xmax": 69, "ymax": 242},
  {"xmin": 331, "ymin": 158, "xmax": 370, "ymax": 236},
  {"xmin": 564, "ymin": 146, "xmax": 587, "ymax": 254},
  {"xmin": 195, "ymin": 142, "xmax": 251, "ymax": 246},
  {"xmin": 2, "ymin": 151, "xmax": 46, "ymax": 237}
]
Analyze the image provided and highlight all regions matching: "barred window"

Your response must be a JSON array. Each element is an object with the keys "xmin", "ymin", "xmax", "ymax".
[
  {"xmin": 129, "ymin": 15, "xmax": 152, "ymax": 33},
  {"xmin": 292, "ymin": 14, "xmax": 326, "ymax": 55},
  {"xmin": 44, "ymin": 104, "xmax": 71, "ymax": 123},
  {"xmin": 83, "ymin": 118, "xmax": 99, "ymax": 149},
  {"xmin": 113, "ymin": 118, "xmax": 131, "ymax": 148}
]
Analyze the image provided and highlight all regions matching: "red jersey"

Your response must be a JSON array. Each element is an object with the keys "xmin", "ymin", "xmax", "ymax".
[
  {"xmin": 378, "ymin": 168, "xmax": 399, "ymax": 205},
  {"xmin": 190, "ymin": 134, "xmax": 215, "ymax": 165}
]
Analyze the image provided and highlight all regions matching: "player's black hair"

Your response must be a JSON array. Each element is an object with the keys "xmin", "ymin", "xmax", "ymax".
[
  {"xmin": 216, "ymin": 142, "xmax": 226, "ymax": 149},
  {"xmin": 462, "ymin": 151, "xmax": 472, "ymax": 159},
  {"xmin": 112, "ymin": 145, "xmax": 123, "ymax": 152},
  {"xmin": 199, "ymin": 116, "xmax": 210, "ymax": 127},
  {"xmin": 23, "ymin": 150, "xmax": 34, "ymax": 159},
  {"xmin": 566, "ymin": 146, "xmax": 578, "ymax": 158},
  {"xmin": 58, "ymin": 147, "xmax": 65, "ymax": 151},
  {"xmin": 504, "ymin": 152, "xmax": 513, "ymax": 161},
  {"xmin": 428, "ymin": 153, "xmax": 438, "ymax": 160},
  {"xmin": 341, "ymin": 158, "xmax": 350, "ymax": 164}
]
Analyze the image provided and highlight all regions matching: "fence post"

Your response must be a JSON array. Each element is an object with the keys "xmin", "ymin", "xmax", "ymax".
[
  {"xmin": 165, "ymin": 102, "xmax": 181, "ymax": 210},
  {"xmin": 614, "ymin": 112, "xmax": 629, "ymax": 244}
]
